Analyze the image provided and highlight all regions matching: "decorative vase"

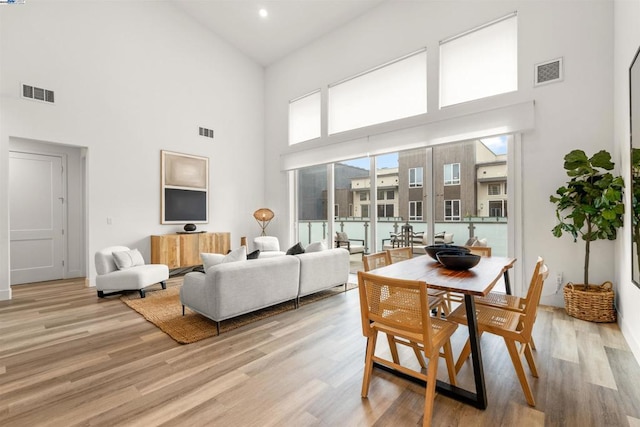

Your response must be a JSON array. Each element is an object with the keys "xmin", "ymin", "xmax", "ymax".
[{"xmin": 184, "ymin": 223, "xmax": 197, "ymax": 232}]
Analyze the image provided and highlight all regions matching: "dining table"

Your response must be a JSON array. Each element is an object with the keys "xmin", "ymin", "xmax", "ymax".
[{"xmin": 368, "ymin": 254, "xmax": 517, "ymax": 409}]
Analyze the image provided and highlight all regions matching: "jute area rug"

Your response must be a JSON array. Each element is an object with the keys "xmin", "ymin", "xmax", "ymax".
[{"xmin": 121, "ymin": 282, "xmax": 357, "ymax": 344}]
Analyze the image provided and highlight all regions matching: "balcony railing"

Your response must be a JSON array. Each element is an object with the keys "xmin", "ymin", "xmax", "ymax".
[{"xmin": 298, "ymin": 217, "xmax": 508, "ymax": 257}]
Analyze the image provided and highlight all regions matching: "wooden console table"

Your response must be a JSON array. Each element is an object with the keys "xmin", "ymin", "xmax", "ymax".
[{"xmin": 151, "ymin": 232, "xmax": 230, "ymax": 269}]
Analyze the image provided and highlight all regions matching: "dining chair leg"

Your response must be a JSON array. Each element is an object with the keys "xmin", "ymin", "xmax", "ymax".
[
  {"xmin": 410, "ymin": 343, "xmax": 428, "ymax": 369},
  {"xmin": 523, "ymin": 342, "xmax": 539, "ymax": 377},
  {"xmin": 422, "ymin": 353, "xmax": 440, "ymax": 427},
  {"xmin": 442, "ymin": 339, "xmax": 457, "ymax": 386},
  {"xmin": 362, "ymin": 332, "xmax": 378, "ymax": 398},
  {"xmin": 504, "ymin": 338, "xmax": 536, "ymax": 406},
  {"xmin": 530, "ymin": 336, "xmax": 537, "ymax": 351},
  {"xmin": 454, "ymin": 338, "xmax": 471, "ymax": 374},
  {"xmin": 386, "ymin": 334, "xmax": 400, "ymax": 364}
]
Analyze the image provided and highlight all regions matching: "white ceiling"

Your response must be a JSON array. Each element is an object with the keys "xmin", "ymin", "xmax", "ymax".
[{"xmin": 173, "ymin": 0, "xmax": 385, "ymax": 66}]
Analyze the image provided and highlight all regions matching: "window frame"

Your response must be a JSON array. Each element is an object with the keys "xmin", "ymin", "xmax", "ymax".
[
  {"xmin": 444, "ymin": 163, "xmax": 461, "ymax": 185},
  {"xmin": 409, "ymin": 167, "xmax": 424, "ymax": 188},
  {"xmin": 409, "ymin": 200, "xmax": 423, "ymax": 221},
  {"xmin": 444, "ymin": 199, "xmax": 461, "ymax": 221}
]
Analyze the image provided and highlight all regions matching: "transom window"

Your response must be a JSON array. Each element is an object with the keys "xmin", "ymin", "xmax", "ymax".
[
  {"xmin": 409, "ymin": 167, "xmax": 423, "ymax": 188},
  {"xmin": 439, "ymin": 13, "xmax": 518, "ymax": 107},
  {"xmin": 328, "ymin": 49, "xmax": 427, "ymax": 134},
  {"xmin": 444, "ymin": 163, "xmax": 460, "ymax": 185},
  {"xmin": 488, "ymin": 183, "xmax": 501, "ymax": 195},
  {"xmin": 289, "ymin": 90, "xmax": 321, "ymax": 145}
]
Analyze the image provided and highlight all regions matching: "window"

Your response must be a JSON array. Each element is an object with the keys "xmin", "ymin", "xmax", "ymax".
[
  {"xmin": 334, "ymin": 204, "xmax": 339, "ymax": 217},
  {"xmin": 440, "ymin": 13, "xmax": 517, "ymax": 107},
  {"xmin": 329, "ymin": 49, "xmax": 427, "ymax": 134},
  {"xmin": 444, "ymin": 163, "xmax": 460, "ymax": 185},
  {"xmin": 362, "ymin": 204, "xmax": 370, "ymax": 218},
  {"xmin": 378, "ymin": 204, "xmax": 394, "ymax": 218},
  {"xmin": 386, "ymin": 190, "xmax": 395, "ymax": 200},
  {"xmin": 488, "ymin": 183, "xmax": 501, "ymax": 195},
  {"xmin": 359, "ymin": 192, "xmax": 368, "ymax": 201},
  {"xmin": 409, "ymin": 167, "xmax": 423, "ymax": 188},
  {"xmin": 444, "ymin": 200, "xmax": 461, "ymax": 221},
  {"xmin": 409, "ymin": 201, "xmax": 423, "ymax": 221},
  {"xmin": 289, "ymin": 90, "xmax": 321, "ymax": 145},
  {"xmin": 489, "ymin": 200, "xmax": 507, "ymax": 217},
  {"xmin": 377, "ymin": 190, "xmax": 385, "ymax": 200}
]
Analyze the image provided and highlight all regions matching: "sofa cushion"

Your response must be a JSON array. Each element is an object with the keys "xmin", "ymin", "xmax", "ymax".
[
  {"xmin": 223, "ymin": 246, "xmax": 247, "ymax": 263},
  {"xmin": 247, "ymin": 249, "xmax": 261, "ymax": 259},
  {"xmin": 201, "ymin": 253, "xmax": 225, "ymax": 271},
  {"xmin": 305, "ymin": 241, "xmax": 327, "ymax": 253},
  {"xmin": 286, "ymin": 242, "xmax": 305, "ymax": 255},
  {"xmin": 473, "ymin": 238, "xmax": 488, "ymax": 247},
  {"xmin": 336, "ymin": 231, "xmax": 348, "ymax": 242},
  {"xmin": 112, "ymin": 249, "xmax": 145, "ymax": 270}
]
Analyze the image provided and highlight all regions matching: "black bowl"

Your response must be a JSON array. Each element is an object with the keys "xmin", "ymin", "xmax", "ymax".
[
  {"xmin": 424, "ymin": 244, "xmax": 470, "ymax": 261},
  {"xmin": 436, "ymin": 252, "xmax": 481, "ymax": 270}
]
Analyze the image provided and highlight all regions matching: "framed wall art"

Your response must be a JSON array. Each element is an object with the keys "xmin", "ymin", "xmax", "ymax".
[{"xmin": 161, "ymin": 150, "xmax": 209, "ymax": 224}]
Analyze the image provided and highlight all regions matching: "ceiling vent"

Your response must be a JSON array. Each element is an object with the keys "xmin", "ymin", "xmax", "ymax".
[
  {"xmin": 22, "ymin": 84, "xmax": 55, "ymax": 103},
  {"xmin": 535, "ymin": 57, "xmax": 563, "ymax": 87},
  {"xmin": 199, "ymin": 127, "xmax": 214, "ymax": 139}
]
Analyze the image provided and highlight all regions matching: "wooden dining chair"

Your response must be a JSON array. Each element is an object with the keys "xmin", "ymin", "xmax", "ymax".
[
  {"xmin": 363, "ymin": 251, "xmax": 391, "ymax": 272},
  {"xmin": 386, "ymin": 247, "xmax": 449, "ymax": 316},
  {"xmin": 474, "ymin": 256, "xmax": 544, "ymax": 350},
  {"xmin": 357, "ymin": 271, "xmax": 458, "ymax": 426},
  {"xmin": 364, "ymin": 251, "xmax": 440, "ymax": 368},
  {"xmin": 386, "ymin": 246, "xmax": 413, "ymax": 264},
  {"xmin": 475, "ymin": 256, "xmax": 544, "ymax": 312},
  {"xmin": 447, "ymin": 260, "xmax": 549, "ymax": 406}
]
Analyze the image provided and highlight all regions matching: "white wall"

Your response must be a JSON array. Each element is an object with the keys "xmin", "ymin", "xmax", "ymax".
[
  {"xmin": 0, "ymin": 1, "xmax": 265, "ymax": 297},
  {"xmin": 265, "ymin": 1, "xmax": 615, "ymax": 304},
  {"xmin": 614, "ymin": 0, "xmax": 640, "ymax": 362}
]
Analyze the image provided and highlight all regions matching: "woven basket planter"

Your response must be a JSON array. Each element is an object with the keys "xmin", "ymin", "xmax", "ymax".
[{"xmin": 563, "ymin": 281, "xmax": 616, "ymax": 323}]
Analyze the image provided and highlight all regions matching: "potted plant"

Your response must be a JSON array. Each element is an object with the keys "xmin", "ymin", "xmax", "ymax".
[{"xmin": 549, "ymin": 149, "xmax": 624, "ymax": 322}]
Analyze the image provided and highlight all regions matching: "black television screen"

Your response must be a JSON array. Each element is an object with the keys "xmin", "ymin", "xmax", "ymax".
[{"xmin": 164, "ymin": 188, "xmax": 207, "ymax": 223}]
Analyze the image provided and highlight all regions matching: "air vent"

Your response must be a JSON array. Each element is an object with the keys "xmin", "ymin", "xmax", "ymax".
[
  {"xmin": 22, "ymin": 84, "xmax": 55, "ymax": 104},
  {"xmin": 199, "ymin": 127, "xmax": 214, "ymax": 139},
  {"xmin": 534, "ymin": 57, "xmax": 563, "ymax": 86}
]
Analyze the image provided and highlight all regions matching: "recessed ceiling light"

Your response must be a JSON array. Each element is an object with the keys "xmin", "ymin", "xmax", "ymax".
[{"xmin": 259, "ymin": 8, "xmax": 268, "ymax": 18}]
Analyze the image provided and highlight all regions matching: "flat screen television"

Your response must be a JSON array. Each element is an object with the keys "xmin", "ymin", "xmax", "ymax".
[{"xmin": 163, "ymin": 188, "xmax": 208, "ymax": 223}]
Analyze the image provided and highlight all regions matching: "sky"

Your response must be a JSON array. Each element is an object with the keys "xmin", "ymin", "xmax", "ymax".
[{"xmin": 340, "ymin": 135, "xmax": 507, "ymax": 169}]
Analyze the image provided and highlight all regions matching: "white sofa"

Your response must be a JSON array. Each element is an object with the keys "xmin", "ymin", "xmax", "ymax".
[{"xmin": 180, "ymin": 248, "xmax": 350, "ymax": 334}]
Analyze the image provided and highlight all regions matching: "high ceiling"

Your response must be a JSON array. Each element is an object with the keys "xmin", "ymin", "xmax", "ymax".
[{"xmin": 172, "ymin": 0, "xmax": 386, "ymax": 66}]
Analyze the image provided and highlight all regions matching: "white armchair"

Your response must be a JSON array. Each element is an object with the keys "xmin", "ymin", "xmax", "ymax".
[
  {"xmin": 253, "ymin": 236, "xmax": 286, "ymax": 258},
  {"xmin": 95, "ymin": 246, "xmax": 169, "ymax": 298}
]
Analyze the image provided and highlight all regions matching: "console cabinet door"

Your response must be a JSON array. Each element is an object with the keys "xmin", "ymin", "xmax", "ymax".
[{"xmin": 151, "ymin": 232, "xmax": 231, "ymax": 268}]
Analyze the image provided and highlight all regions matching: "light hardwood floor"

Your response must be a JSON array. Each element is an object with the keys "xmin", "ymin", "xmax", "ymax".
[{"xmin": 1, "ymin": 278, "xmax": 639, "ymax": 426}]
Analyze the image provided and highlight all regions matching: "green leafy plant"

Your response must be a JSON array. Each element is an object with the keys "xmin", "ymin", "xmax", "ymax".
[{"xmin": 550, "ymin": 150, "xmax": 625, "ymax": 288}]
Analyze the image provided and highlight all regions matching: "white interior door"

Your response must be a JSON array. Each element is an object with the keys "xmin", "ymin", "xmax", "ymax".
[{"xmin": 10, "ymin": 152, "xmax": 65, "ymax": 285}]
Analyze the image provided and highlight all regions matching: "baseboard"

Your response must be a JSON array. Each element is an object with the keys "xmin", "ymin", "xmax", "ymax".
[
  {"xmin": 0, "ymin": 288, "xmax": 12, "ymax": 301},
  {"xmin": 619, "ymin": 310, "xmax": 640, "ymax": 366}
]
